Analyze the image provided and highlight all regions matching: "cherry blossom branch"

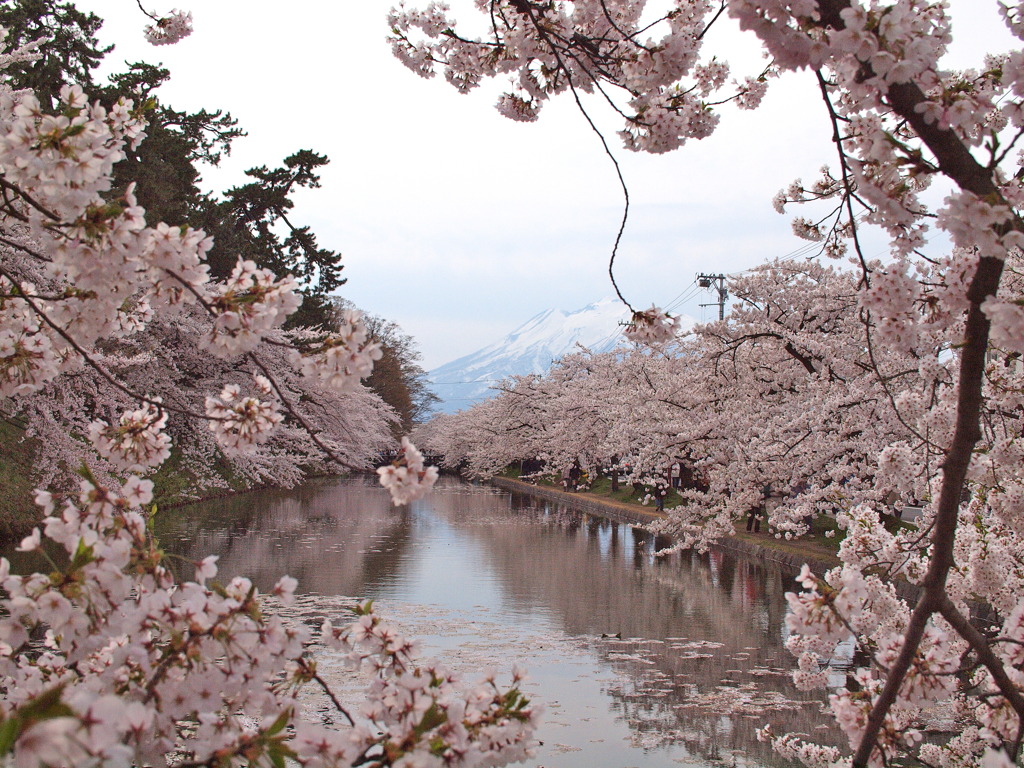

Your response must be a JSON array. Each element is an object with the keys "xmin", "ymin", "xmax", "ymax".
[
  {"xmin": 0, "ymin": 265, "xmax": 215, "ymax": 421},
  {"xmin": 594, "ymin": 0, "xmax": 654, "ymax": 53},
  {"xmin": 515, "ymin": 2, "xmax": 634, "ymax": 311},
  {"xmin": 815, "ymin": 70, "xmax": 872, "ymax": 283},
  {"xmin": 134, "ymin": 0, "xmax": 161, "ymax": 22},
  {"xmin": 860, "ymin": 310, "xmax": 935, "ymax": 448},
  {"xmin": 850, "ymin": 94, "xmax": 1013, "ymax": 768},
  {"xmin": 0, "ymin": 233, "xmax": 52, "ymax": 263},
  {"xmin": 245, "ymin": 351, "xmax": 362, "ymax": 472},
  {"xmin": 0, "ymin": 179, "xmax": 62, "ymax": 224},
  {"xmin": 938, "ymin": 596, "xmax": 1024, "ymax": 730},
  {"xmin": 309, "ymin": 669, "xmax": 356, "ymax": 727}
]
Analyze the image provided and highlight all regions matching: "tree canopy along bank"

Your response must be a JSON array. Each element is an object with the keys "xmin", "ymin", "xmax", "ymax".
[
  {"xmin": 0, "ymin": 0, "xmax": 438, "ymax": 510},
  {"xmin": 401, "ymin": 0, "xmax": 1024, "ymax": 767}
]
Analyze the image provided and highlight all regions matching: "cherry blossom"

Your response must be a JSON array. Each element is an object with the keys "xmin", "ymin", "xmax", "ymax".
[
  {"xmin": 204, "ymin": 259, "xmax": 302, "ymax": 359},
  {"xmin": 623, "ymin": 306, "xmax": 680, "ymax": 345},
  {"xmin": 377, "ymin": 436, "xmax": 440, "ymax": 506},
  {"xmin": 204, "ymin": 380, "xmax": 284, "ymax": 453},
  {"xmin": 88, "ymin": 402, "xmax": 171, "ymax": 472},
  {"xmin": 294, "ymin": 309, "xmax": 384, "ymax": 393},
  {"xmin": 0, "ymin": 23, "xmax": 428, "ymax": 505},
  {"xmin": 143, "ymin": 9, "xmax": 193, "ymax": 46}
]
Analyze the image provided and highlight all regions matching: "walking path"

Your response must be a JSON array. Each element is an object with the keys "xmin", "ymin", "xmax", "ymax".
[{"xmin": 489, "ymin": 476, "xmax": 841, "ymax": 576}]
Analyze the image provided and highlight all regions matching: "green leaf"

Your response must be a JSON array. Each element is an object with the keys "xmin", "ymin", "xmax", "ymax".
[
  {"xmin": 0, "ymin": 716, "xmax": 21, "ymax": 754},
  {"xmin": 414, "ymin": 702, "xmax": 447, "ymax": 736},
  {"xmin": 68, "ymin": 538, "xmax": 95, "ymax": 570},
  {"xmin": 265, "ymin": 709, "xmax": 291, "ymax": 737},
  {"xmin": 76, "ymin": 463, "xmax": 98, "ymax": 485},
  {"xmin": 17, "ymin": 685, "xmax": 73, "ymax": 722}
]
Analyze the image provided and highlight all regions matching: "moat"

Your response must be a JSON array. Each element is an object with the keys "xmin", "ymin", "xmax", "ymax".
[{"xmin": 156, "ymin": 475, "xmax": 847, "ymax": 768}]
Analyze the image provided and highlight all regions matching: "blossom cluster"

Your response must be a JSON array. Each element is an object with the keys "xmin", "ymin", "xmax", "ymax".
[
  {"xmin": 388, "ymin": 0, "xmax": 772, "ymax": 154},
  {"xmin": 377, "ymin": 436, "xmax": 440, "ymax": 506},
  {"xmin": 143, "ymin": 9, "xmax": 193, "ymax": 46},
  {"xmin": 204, "ymin": 259, "xmax": 302, "ymax": 358},
  {"xmin": 623, "ymin": 306, "xmax": 680, "ymax": 345},
  {"xmin": 205, "ymin": 379, "xmax": 284, "ymax": 453},
  {"xmin": 315, "ymin": 605, "xmax": 539, "ymax": 766},
  {"xmin": 0, "ymin": 283, "xmax": 59, "ymax": 397},
  {"xmin": 295, "ymin": 309, "xmax": 383, "ymax": 393},
  {"xmin": 0, "ymin": 476, "xmax": 536, "ymax": 768},
  {"xmin": 88, "ymin": 402, "xmax": 172, "ymax": 472},
  {"xmin": 0, "ymin": 84, "xmax": 142, "ymax": 220}
]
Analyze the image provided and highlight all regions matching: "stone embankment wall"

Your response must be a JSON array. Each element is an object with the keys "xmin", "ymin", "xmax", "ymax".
[
  {"xmin": 490, "ymin": 477, "xmax": 664, "ymax": 526},
  {"xmin": 488, "ymin": 476, "xmax": 840, "ymax": 577}
]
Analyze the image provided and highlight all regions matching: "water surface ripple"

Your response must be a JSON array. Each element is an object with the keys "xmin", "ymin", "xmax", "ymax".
[{"xmin": 158, "ymin": 476, "xmax": 844, "ymax": 768}]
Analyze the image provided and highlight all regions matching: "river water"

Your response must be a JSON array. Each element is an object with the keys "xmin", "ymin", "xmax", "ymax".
[{"xmin": 154, "ymin": 475, "xmax": 844, "ymax": 768}]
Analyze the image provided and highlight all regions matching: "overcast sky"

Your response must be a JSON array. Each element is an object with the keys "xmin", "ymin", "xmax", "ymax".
[{"xmin": 75, "ymin": 0, "xmax": 1013, "ymax": 368}]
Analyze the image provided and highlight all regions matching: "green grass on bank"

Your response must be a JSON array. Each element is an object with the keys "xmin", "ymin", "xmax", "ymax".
[
  {"xmin": 505, "ymin": 465, "xmax": 697, "ymax": 511},
  {"xmin": 148, "ymin": 449, "xmax": 253, "ymax": 510}
]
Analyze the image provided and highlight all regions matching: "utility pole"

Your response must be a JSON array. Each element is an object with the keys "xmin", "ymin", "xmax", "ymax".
[{"xmin": 697, "ymin": 273, "xmax": 728, "ymax": 321}]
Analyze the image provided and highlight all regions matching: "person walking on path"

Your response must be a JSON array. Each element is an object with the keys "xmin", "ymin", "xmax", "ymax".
[
  {"xmin": 746, "ymin": 484, "xmax": 771, "ymax": 532},
  {"xmin": 745, "ymin": 504, "xmax": 761, "ymax": 532}
]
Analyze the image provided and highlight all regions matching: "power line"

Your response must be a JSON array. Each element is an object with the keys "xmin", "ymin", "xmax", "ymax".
[
  {"xmin": 663, "ymin": 280, "xmax": 701, "ymax": 314},
  {"xmin": 661, "ymin": 279, "xmax": 699, "ymax": 313}
]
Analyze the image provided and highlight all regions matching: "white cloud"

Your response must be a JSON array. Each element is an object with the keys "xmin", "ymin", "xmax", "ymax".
[{"xmin": 75, "ymin": 0, "xmax": 1015, "ymax": 368}]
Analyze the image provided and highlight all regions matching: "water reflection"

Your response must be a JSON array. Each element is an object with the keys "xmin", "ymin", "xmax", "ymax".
[
  {"xmin": 157, "ymin": 478, "xmax": 413, "ymax": 595},
  {"xmin": 158, "ymin": 476, "xmax": 843, "ymax": 768}
]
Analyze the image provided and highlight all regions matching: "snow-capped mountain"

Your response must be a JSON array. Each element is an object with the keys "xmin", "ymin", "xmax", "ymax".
[{"xmin": 428, "ymin": 298, "xmax": 683, "ymax": 414}]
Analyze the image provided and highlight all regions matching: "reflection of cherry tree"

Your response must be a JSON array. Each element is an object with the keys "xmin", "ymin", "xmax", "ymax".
[
  {"xmin": 402, "ymin": 0, "xmax": 1024, "ymax": 766},
  {"xmin": 428, "ymin": 488, "xmax": 846, "ymax": 764},
  {"xmin": 155, "ymin": 478, "xmax": 416, "ymax": 597}
]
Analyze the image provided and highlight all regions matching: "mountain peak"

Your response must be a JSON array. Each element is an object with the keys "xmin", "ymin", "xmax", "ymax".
[{"xmin": 428, "ymin": 299, "xmax": 633, "ymax": 414}]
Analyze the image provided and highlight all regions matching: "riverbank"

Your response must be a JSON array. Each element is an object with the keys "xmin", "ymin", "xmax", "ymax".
[
  {"xmin": 0, "ymin": 421, "xmax": 349, "ymax": 546},
  {"xmin": 489, "ymin": 476, "xmax": 842, "ymax": 576}
]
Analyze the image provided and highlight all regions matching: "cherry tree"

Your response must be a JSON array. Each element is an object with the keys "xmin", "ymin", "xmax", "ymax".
[
  {"xmin": 393, "ymin": 0, "xmax": 1024, "ymax": 766},
  {"xmin": 421, "ymin": 259, "xmax": 926, "ymax": 545},
  {"xmin": 415, "ymin": 387, "xmax": 540, "ymax": 476},
  {"xmin": 17, "ymin": 301, "xmax": 398, "ymax": 497},
  {"xmin": 417, "ymin": 350, "xmax": 674, "ymax": 483},
  {"xmin": 644, "ymin": 260, "xmax": 921, "ymax": 546},
  {"xmin": 0, "ymin": 8, "xmax": 549, "ymax": 767}
]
